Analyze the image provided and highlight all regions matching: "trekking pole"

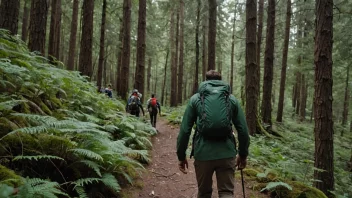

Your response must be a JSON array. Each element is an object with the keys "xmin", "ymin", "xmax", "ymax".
[{"xmin": 240, "ymin": 169, "xmax": 246, "ymax": 198}]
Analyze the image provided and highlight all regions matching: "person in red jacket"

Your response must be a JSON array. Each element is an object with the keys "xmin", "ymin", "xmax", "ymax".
[{"xmin": 147, "ymin": 94, "xmax": 161, "ymax": 127}]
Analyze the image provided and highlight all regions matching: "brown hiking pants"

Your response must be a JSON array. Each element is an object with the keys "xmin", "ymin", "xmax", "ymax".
[{"xmin": 194, "ymin": 157, "xmax": 236, "ymax": 198}]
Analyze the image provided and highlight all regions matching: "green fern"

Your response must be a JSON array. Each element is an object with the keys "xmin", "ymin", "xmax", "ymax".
[
  {"xmin": 260, "ymin": 181, "xmax": 293, "ymax": 192},
  {"xmin": 79, "ymin": 160, "xmax": 103, "ymax": 177},
  {"xmin": 72, "ymin": 178, "xmax": 101, "ymax": 189},
  {"xmin": 101, "ymin": 173, "xmax": 121, "ymax": 192},
  {"xmin": 70, "ymin": 148, "xmax": 104, "ymax": 161},
  {"xmin": 13, "ymin": 155, "xmax": 65, "ymax": 162}
]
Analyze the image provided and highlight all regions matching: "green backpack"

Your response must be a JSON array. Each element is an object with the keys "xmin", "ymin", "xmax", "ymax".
[{"xmin": 197, "ymin": 80, "xmax": 232, "ymax": 139}]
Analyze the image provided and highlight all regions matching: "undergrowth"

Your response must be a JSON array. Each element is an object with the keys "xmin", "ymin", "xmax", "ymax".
[
  {"xmin": 166, "ymin": 104, "xmax": 352, "ymax": 198},
  {"xmin": 0, "ymin": 29, "xmax": 156, "ymax": 197}
]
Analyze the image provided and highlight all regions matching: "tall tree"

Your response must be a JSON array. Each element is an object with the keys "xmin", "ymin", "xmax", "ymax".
[
  {"xmin": 78, "ymin": 0, "xmax": 94, "ymax": 78},
  {"xmin": 193, "ymin": 0, "xmax": 201, "ymax": 94},
  {"xmin": 245, "ymin": 0, "xmax": 258, "ymax": 135},
  {"xmin": 313, "ymin": 0, "xmax": 334, "ymax": 195},
  {"xmin": 48, "ymin": 0, "xmax": 62, "ymax": 60},
  {"xmin": 202, "ymin": 6, "xmax": 208, "ymax": 81},
  {"xmin": 276, "ymin": 0, "xmax": 292, "ymax": 122},
  {"xmin": 177, "ymin": 0, "xmax": 184, "ymax": 104},
  {"xmin": 28, "ymin": 0, "xmax": 48, "ymax": 54},
  {"xmin": 342, "ymin": 64, "xmax": 350, "ymax": 126},
  {"xmin": 261, "ymin": 0, "xmax": 276, "ymax": 127},
  {"xmin": 230, "ymin": 6, "xmax": 236, "ymax": 92},
  {"xmin": 21, "ymin": 0, "xmax": 29, "ymax": 42},
  {"xmin": 299, "ymin": 75, "xmax": 307, "ymax": 121},
  {"xmin": 147, "ymin": 58, "xmax": 151, "ymax": 93},
  {"xmin": 134, "ymin": 0, "xmax": 147, "ymax": 96},
  {"xmin": 97, "ymin": 0, "xmax": 107, "ymax": 90},
  {"xmin": 170, "ymin": 9, "xmax": 177, "ymax": 107},
  {"xmin": 161, "ymin": 50, "xmax": 169, "ymax": 106},
  {"xmin": 256, "ymin": 0, "xmax": 264, "ymax": 83},
  {"xmin": 116, "ymin": 18, "xmax": 124, "ymax": 96},
  {"xmin": 175, "ymin": 10, "xmax": 179, "ymax": 101},
  {"xmin": 208, "ymin": 0, "xmax": 217, "ymax": 70},
  {"xmin": 0, "ymin": 0, "xmax": 20, "ymax": 35},
  {"xmin": 120, "ymin": 0, "xmax": 132, "ymax": 99},
  {"xmin": 67, "ymin": 0, "xmax": 79, "ymax": 71}
]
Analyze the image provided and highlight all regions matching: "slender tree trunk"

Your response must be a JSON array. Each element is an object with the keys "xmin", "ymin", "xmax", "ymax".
[
  {"xmin": 230, "ymin": 7, "xmax": 236, "ymax": 92},
  {"xmin": 154, "ymin": 63, "xmax": 158, "ymax": 95},
  {"xmin": 134, "ymin": 0, "xmax": 146, "ymax": 96},
  {"xmin": 48, "ymin": 0, "xmax": 61, "ymax": 60},
  {"xmin": 147, "ymin": 58, "xmax": 151, "ymax": 93},
  {"xmin": 161, "ymin": 50, "xmax": 169, "ymax": 106},
  {"xmin": 295, "ymin": 72, "xmax": 301, "ymax": 115},
  {"xmin": 299, "ymin": 75, "xmax": 307, "ymax": 121},
  {"xmin": 313, "ymin": 0, "xmax": 334, "ymax": 195},
  {"xmin": 97, "ymin": 0, "xmax": 107, "ymax": 90},
  {"xmin": 342, "ymin": 64, "xmax": 350, "ymax": 126},
  {"xmin": 0, "ymin": 0, "xmax": 20, "ymax": 35},
  {"xmin": 202, "ymin": 13, "xmax": 208, "ymax": 81},
  {"xmin": 292, "ymin": 84, "xmax": 296, "ymax": 108},
  {"xmin": 193, "ymin": 0, "xmax": 201, "ymax": 94},
  {"xmin": 117, "ymin": 19, "xmax": 124, "ymax": 95},
  {"xmin": 245, "ymin": 0, "xmax": 258, "ymax": 135},
  {"xmin": 21, "ymin": 0, "xmax": 29, "ymax": 42},
  {"xmin": 67, "ymin": 0, "xmax": 79, "ymax": 70},
  {"xmin": 256, "ymin": 0, "xmax": 264, "ymax": 84},
  {"xmin": 170, "ymin": 9, "xmax": 177, "ymax": 107},
  {"xmin": 175, "ymin": 10, "xmax": 179, "ymax": 103},
  {"xmin": 177, "ymin": 0, "xmax": 184, "ymax": 104},
  {"xmin": 120, "ymin": 0, "xmax": 131, "ymax": 99},
  {"xmin": 208, "ymin": 0, "xmax": 217, "ymax": 70},
  {"xmin": 261, "ymin": 0, "xmax": 276, "ymax": 127},
  {"xmin": 28, "ymin": 0, "xmax": 48, "ymax": 54},
  {"xmin": 78, "ymin": 0, "xmax": 94, "ymax": 78},
  {"xmin": 276, "ymin": 0, "xmax": 291, "ymax": 122}
]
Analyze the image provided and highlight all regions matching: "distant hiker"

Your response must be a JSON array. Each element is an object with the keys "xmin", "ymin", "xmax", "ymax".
[
  {"xmin": 105, "ymin": 84, "xmax": 113, "ymax": 98},
  {"xmin": 126, "ymin": 89, "xmax": 145, "ymax": 117},
  {"xmin": 147, "ymin": 94, "xmax": 161, "ymax": 127},
  {"xmin": 176, "ymin": 70, "xmax": 250, "ymax": 198}
]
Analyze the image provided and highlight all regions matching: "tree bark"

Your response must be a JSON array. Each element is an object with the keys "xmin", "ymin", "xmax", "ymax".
[
  {"xmin": 161, "ymin": 50, "xmax": 169, "ymax": 106},
  {"xmin": 299, "ymin": 74, "xmax": 307, "ymax": 121},
  {"xmin": 256, "ymin": 0, "xmax": 264, "ymax": 85},
  {"xmin": 78, "ymin": 0, "xmax": 94, "ymax": 78},
  {"xmin": 276, "ymin": 0, "xmax": 291, "ymax": 122},
  {"xmin": 177, "ymin": 0, "xmax": 184, "ymax": 104},
  {"xmin": 48, "ymin": 0, "xmax": 61, "ymax": 60},
  {"xmin": 67, "ymin": 0, "xmax": 79, "ymax": 71},
  {"xmin": 117, "ymin": 18, "xmax": 124, "ymax": 95},
  {"xmin": 97, "ymin": 0, "xmax": 107, "ymax": 90},
  {"xmin": 245, "ymin": 0, "xmax": 258, "ymax": 136},
  {"xmin": 230, "ymin": 7, "xmax": 236, "ymax": 93},
  {"xmin": 170, "ymin": 9, "xmax": 177, "ymax": 107},
  {"xmin": 134, "ymin": 0, "xmax": 146, "ymax": 97},
  {"xmin": 202, "ymin": 9, "xmax": 208, "ymax": 81},
  {"xmin": 313, "ymin": 0, "xmax": 334, "ymax": 195},
  {"xmin": 21, "ymin": 0, "xmax": 29, "ymax": 42},
  {"xmin": 175, "ymin": 10, "xmax": 179, "ymax": 103},
  {"xmin": 261, "ymin": 0, "xmax": 276, "ymax": 127},
  {"xmin": 147, "ymin": 58, "xmax": 151, "ymax": 93},
  {"xmin": 208, "ymin": 0, "xmax": 217, "ymax": 71},
  {"xmin": 193, "ymin": 0, "xmax": 201, "ymax": 94},
  {"xmin": 342, "ymin": 64, "xmax": 350, "ymax": 126},
  {"xmin": 28, "ymin": 0, "xmax": 48, "ymax": 54},
  {"xmin": 295, "ymin": 72, "xmax": 301, "ymax": 115},
  {"xmin": 120, "ymin": 0, "xmax": 132, "ymax": 99},
  {"xmin": 0, "ymin": 0, "xmax": 20, "ymax": 35}
]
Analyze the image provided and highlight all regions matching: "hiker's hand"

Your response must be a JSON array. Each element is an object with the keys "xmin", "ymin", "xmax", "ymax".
[
  {"xmin": 235, "ymin": 155, "xmax": 247, "ymax": 170},
  {"xmin": 178, "ymin": 160, "xmax": 188, "ymax": 174}
]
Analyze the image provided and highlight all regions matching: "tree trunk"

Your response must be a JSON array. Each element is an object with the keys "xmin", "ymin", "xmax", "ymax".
[
  {"xmin": 134, "ymin": 0, "xmax": 146, "ymax": 97},
  {"xmin": 48, "ymin": 0, "xmax": 61, "ymax": 60},
  {"xmin": 175, "ymin": 10, "xmax": 179, "ymax": 103},
  {"xmin": 295, "ymin": 72, "xmax": 301, "ymax": 115},
  {"xmin": 120, "ymin": 0, "xmax": 131, "ymax": 99},
  {"xmin": 276, "ymin": 0, "xmax": 291, "ymax": 122},
  {"xmin": 313, "ymin": 0, "xmax": 334, "ymax": 195},
  {"xmin": 21, "ymin": 0, "xmax": 29, "ymax": 42},
  {"xmin": 117, "ymin": 19, "xmax": 124, "ymax": 96},
  {"xmin": 78, "ymin": 0, "xmax": 94, "ymax": 78},
  {"xmin": 245, "ymin": 0, "xmax": 258, "ymax": 136},
  {"xmin": 67, "ymin": 0, "xmax": 79, "ymax": 71},
  {"xmin": 256, "ymin": 0, "xmax": 264, "ymax": 84},
  {"xmin": 28, "ymin": 0, "xmax": 48, "ymax": 54},
  {"xmin": 230, "ymin": 7, "xmax": 236, "ymax": 92},
  {"xmin": 299, "ymin": 74, "xmax": 307, "ymax": 121},
  {"xmin": 0, "ymin": 0, "xmax": 20, "ymax": 35},
  {"xmin": 161, "ymin": 50, "xmax": 169, "ymax": 106},
  {"xmin": 292, "ymin": 84, "xmax": 296, "ymax": 108},
  {"xmin": 97, "ymin": 0, "xmax": 107, "ymax": 90},
  {"xmin": 202, "ymin": 11, "xmax": 208, "ymax": 81},
  {"xmin": 261, "ymin": 0, "xmax": 276, "ymax": 127},
  {"xmin": 207, "ymin": 0, "xmax": 217, "ymax": 71},
  {"xmin": 342, "ymin": 64, "xmax": 350, "ymax": 126},
  {"xmin": 170, "ymin": 9, "xmax": 177, "ymax": 107},
  {"xmin": 177, "ymin": 0, "xmax": 184, "ymax": 104},
  {"xmin": 193, "ymin": 0, "xmax": 201, "ymax": 94},
  {"xmin": 147, "ymin": 58, "xmax": 151, "ymax": 93}
]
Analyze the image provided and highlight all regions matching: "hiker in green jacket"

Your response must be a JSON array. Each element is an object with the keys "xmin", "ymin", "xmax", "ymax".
[{"xmin": 177, "ymin": 70, "xmax": 250, "ymax": 198}]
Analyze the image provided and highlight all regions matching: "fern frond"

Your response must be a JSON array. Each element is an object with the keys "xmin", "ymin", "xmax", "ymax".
[
  {"xmin": 79, "ymin": 160, "xmax": 102, "ymax": 177},
  {"xmin": 0, "ymin": 100, "xmax": 25, "ymax": 111},
  {"xmin": 72, "ymin": 178, "xmax": 101, "ymax": 189},
  {"xmin": 70, "ymin": 149, "xmax": 104, "ymax": 161},
  {"xmin": 13, "ymin": 155, "xmax": 65, "ymax": 162},
  {"xmin": 101, "ymin": 173, "xmax": 121, "ymax": 192},
  {"xmin": 8, "ymin": 125, "xmax": 48, "ymax": 135},
  {"xmin": 75, "ymin": 186, "xmax": 88, "ymax": 198},
  {"xmin": 122, "ymin": 149, "xmax": 151, "ymax": 164},
  {"xmin": 11, "ymin": 113, "xmax": 58, "ymax": 125},
  {"xmin": 260, "ymin": 182, "xmax": 293, "ymax": 192}
]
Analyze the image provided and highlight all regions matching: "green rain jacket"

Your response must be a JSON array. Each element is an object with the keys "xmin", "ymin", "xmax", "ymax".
[{"xmin": 176, "ymin": 80, "xmax": 250, "ymax": 161}]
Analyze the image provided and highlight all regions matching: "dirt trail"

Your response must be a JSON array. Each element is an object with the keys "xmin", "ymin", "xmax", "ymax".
[{"xmin": 133, "ymin": 119, "xmax": 265, "ymax": 198}]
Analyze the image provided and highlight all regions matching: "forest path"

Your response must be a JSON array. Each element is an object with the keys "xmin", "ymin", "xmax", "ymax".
[{"xmin": 131, "ymin": 118, "xmax": 266, "ymax": 198}]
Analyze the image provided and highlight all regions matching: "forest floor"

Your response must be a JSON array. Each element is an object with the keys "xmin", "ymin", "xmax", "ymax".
[{"xmin": 125, "ymin": 118, "xmax": 268, "ymax": 198}]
